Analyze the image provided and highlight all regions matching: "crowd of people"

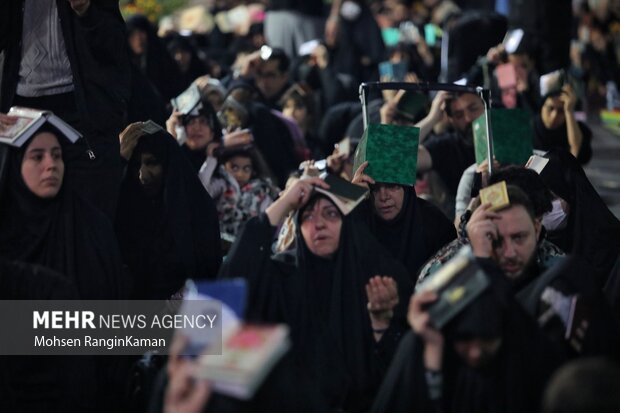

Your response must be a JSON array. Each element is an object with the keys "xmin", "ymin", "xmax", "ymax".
[{"xmin": 1, "ymin": 0, "xmax": 620, "ymax": 412}]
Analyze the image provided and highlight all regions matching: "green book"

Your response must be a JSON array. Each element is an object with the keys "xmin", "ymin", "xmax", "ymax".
[
  {"xmin": 353, "ymin": 123, "xmax": 419, "ymax": 186},
  {"xmin": 473, "ymin": 108, "xmax": 533, "ymax": 166}
]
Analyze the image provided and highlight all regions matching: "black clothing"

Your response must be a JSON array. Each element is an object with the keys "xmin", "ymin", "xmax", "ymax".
[
  {"xmin": 0, "ymin": 0, "xmax": 131, "ymax": 139},
  {"xmin": 267, "ymin": 0, "xmax": 325, "ymax": 17},
  {"xmin": 220, "ymin": 209, "xmax": 413, "ymax": 413},
  {"xmin": 540, "ymin": 149, "xmax": 620, "ymax": 285},
  {"xmin": 0, "ymin": 259, "xmax": 100, "ymax": 413},
  {"xmin": 371, "ymin": 264, "xmax": 562, "ymax": 413},
  {"xmin": 534, "ymin": 116, "xmax": 593, "ymax": 165},
  {"xmin": 424, "ymin": 130, "xmax": 477, "ymax": 196},
  {"xmin": 363, "ymin": 187, "xmax": 456, "ymax": 283},
  {"xmin": 126, "ymin": 14, "xmax": 184, "ymax": 101},
  {"xmin": 116, "ymin": 132, "xmax": 222, "ymax": 299},
  {"xmin": 0, "ymin": 140, "xmax": 126, "ymax": 300}
]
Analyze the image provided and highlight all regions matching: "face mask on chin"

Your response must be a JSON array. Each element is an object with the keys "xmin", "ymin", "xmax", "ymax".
[{"xmin": 542, "ymin": 199, "xmax": 569, "ymax": 231}]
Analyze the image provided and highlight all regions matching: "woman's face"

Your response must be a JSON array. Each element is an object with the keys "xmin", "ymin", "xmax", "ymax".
[
  {"xmin": 21, "ymin": 132, "xmax": 64, "ymax": 199},
  {"xmin": 372, "ymin": 183, "xmax": 405, "ymax": 221},
  {"xmin": 300, "ymin": 198, "xmax": 342, "ymax": 258},
  {"xmin": 128, "ymin": 30, "xmax": 148, "ymax": 56},
  {"xmin": 139, "ymin": 152, "xmax": 164, "ymax": 197},
  {"xmin": 541, "ymin": 96, "xmax": 566, "ymax": 130},
  {"xmin": 282, "ymin": 98, "xmax": 308, "ymax": 129},
  {"xmin": 184, "ymin": 115, "xmax": 214, "ymax": 150}
]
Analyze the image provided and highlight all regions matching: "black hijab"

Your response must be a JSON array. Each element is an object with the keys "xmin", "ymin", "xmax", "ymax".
[
  {"xmin": 533, "ymin": 114, "xmax": 593, "ymax": 165},
  {"xmin": 364, "ymin": 185, "xmax": 456, "ymax": 283},
  {"xmin": 371, "ymin": 267, "xmax": 563, "ymax": 413},
  {"xmin": 540, "ymin": 149, "xmax": 620, "ymax": 285},
  {"xmin": 0, "ymin": 128, "xmax": 126, "ymax": 299},
  {"xmin": 116, "ymin": 131, "xmax": 222, "ymax": 299},
  {"xmin": 219, "ymin": 195, "xmax": 413, "ymax": 412}
]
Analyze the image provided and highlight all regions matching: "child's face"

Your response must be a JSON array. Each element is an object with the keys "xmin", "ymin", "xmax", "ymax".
[{"xmin": 225, "ymin": 155, "xmax": 253, "ymax": 187}]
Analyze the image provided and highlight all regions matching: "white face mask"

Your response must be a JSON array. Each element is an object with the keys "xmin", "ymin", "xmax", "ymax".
[
  {"xmin": 542, "ymin": 199, "xmax": 569, "ymax": 231},
  {"xmin": 340, "ymin": 1, "xmax": 362, "ymax": 21}
]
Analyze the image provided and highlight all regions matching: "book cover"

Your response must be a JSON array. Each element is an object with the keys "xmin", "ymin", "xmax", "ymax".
[
  {"xmin": 315, "ymin": 173, "xmax": 369, "ymax": 215},
  {"xmin": 479, "ymin": 181, "xmax": 510, "ymax": 212},
  {"xmin": 473, "ymin": 108, "xmax": 533, "ymax": 166},
  {"xmin": 353, "ymin": 123, "xmax": 419, "ymax": 186},
  {"xmin": 1, "ymin": 107, "xmax": 81, "ymax": 148},
  {"xmin": 417, "ymin": 247, "xmax": 491, "ymax": 329},
  {"xmin": 195, "ymin": 324, "xmax": 290, "ymax": 399},
  {"xmin": 171, "ymin": 84, "xmax": 202, "ymax": 115}
]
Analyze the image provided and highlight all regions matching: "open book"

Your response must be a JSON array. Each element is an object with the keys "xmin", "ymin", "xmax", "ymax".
[
  {"xmin": 195, "ymin": 324, "xmax": 290, "ymax": 400},
  {"xmin": 315, "ymin": 173, "xmax": 369, "ymax": 215},
  {"xmin": 0, "ymin": 107, "xmax": 81, "ymax": 148},
  {"xmin": 181, "ymin": 279, "xmax": 290, "ymax": 400},
  {"xmin": 417, "ymin": 246, "xmax": 491, "ymax": 329}
]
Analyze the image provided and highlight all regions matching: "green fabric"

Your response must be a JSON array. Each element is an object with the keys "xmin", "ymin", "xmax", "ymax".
[
  {"xmin": 353, "ymin": 123, "xmax": 419, "ymax": 186},
  {"xmin": 473, "ymin": 108, "xmax": 533, "ymax": 166}
]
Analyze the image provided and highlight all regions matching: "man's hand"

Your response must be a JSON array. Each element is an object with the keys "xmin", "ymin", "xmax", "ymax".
[
  {"xmin": 67, "ymin": 0, "xmax": 91, "ymax": 16},
  {"xmin": 427, "ymin": 91, "xmax": 450, "ymax": 124},
  {"xmin": 164, "ymin": 335, "xmax": 211, "ymax": 413},
  {"xmin": 475, "ymin": 158, "xmax": 500, "ymax": 188},
  {"xmin": 351, "ymin": 161, "xmax": 375, "ymax": 189},
  {"xmin": 310, "ymin": 44, "xmax": 329, "ymax": 70},
  {"xmin": 325, "ymin": 16, "xmax": 339, "ymax": 48},
  {"xmin": 408, "ymin": 291, "xmax": 444, "ymax": 369},
  {"xmin": 466, "ymin": 203, "xmax": 502, "ymax": 258},
  {"xmin": 238, "ymin": 51, "xmax": 262, "ymax": 78},
  {"xmin": 366, "ymin": 276, "xmax": 399, "ymax": 331}
]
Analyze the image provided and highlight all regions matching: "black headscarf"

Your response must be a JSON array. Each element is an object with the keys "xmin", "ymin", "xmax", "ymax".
[
  {"xmin": 181, "ymin": 98, "xmax": 223, "ymax": 171},
  {"xmin": 534, "ymin": 114, "xmax": 593, "ymax": 165},
  {"xmin": 219, "ymin": 195, "xmax": 413, "ymax": 412},
  {"xmin": 363, "ymin": 186, "xmax": 456, "ymax": 283},
  {"xmin": 116, "ymin": 131, "xmax": 222, "ymax": 299},
  {"xmin": 371, "ymin": 266, "xmax": 563, "ymax": 413},
  {"xmin": 0, "ymin": 128, "xmax": 126, "ymax": 299},
  {"xmin": 540, "ymin": 149, "xmax": 620, "ymax": 285}
]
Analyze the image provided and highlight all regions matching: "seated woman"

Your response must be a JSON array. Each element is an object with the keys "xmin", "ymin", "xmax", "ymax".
[
  {"xmin": 0, "ymin": 124, "xmax": 125, "ymax": 299},
  {"xmin": 166, "ymin": 97, "xmax": 223, "ymax": 171},
  {"xmin": 199, "ymin": 143, "xmax": 278, "ymax": 240},
  {"xmin": 116, "ymin": 123, "xmax": 222, "ymax": 299},
  {"xmin": 352, "ymin": 161, "xmax": 456, "ymax": 283},
  {"xmin": 539, "ymin": 149, "xmax": 620, "ymax": 285},
  {"xmin": 219, "ymin": 177, "xmax": 414, "ymax": 413},
  {"xmin": 534, "ymin": 84, "xmax": 592, "ymax": 164}
]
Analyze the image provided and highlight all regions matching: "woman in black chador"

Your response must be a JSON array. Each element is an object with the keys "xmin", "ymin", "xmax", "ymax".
[
  {"xmin": 116, "ymin": 125, "xmax": 222, "ymax": 299},
  {"xmin": 219, "ymin": 176, "xmax": 414, "ymax": 412}
]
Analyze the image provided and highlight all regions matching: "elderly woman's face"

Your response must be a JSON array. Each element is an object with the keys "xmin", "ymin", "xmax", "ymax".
[
  {"xmin": 21, "ymin": 132, "xmax": 64, "ymax": 199},
  {"xmin": 300, "ymin": 198, "xmax": 342, "ymax": 258},
  {"xmin": 372, "ymin": 184, "xmax": 405, "ymax": 221}
]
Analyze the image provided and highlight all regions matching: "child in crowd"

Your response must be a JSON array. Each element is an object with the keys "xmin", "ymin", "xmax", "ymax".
[{"xmin": 199, "ymin": 140, "xmax": 278, "ymax": 239}]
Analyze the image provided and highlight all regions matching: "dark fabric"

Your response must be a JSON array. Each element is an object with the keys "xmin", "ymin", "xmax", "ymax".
[
  {"xmin": 516, "ymin": 255, "xmax": 620, "ymax": 358},
  {"xmin": 0, "ymin": 139, "xmax": 126, "ymax": 300},
  {"xmin": 0, "ymin": 0, "xmax": 131, "ymax": 139},
  {"xmin": 126, "ymin": 14, "xmax": 184, "ymax": 101},
  {"xmin": 245, "ymin": 102, "xmax": 299, "ymax": 187},
  {"xmin": 540, "ymin": 149, "xmax": 620, "ymax": 285},
  {"xmin": 219, "ymin": 207, "xmax": 413, "ymax": 413},
  {"xmin": 116, "ymin": 132, "xmax": 221, "ymax": 299},
  {"xmin": 330, "ymin": 2, "xmax": 385, "ymax": 86},
  {"xmin": 267, "ymin": 0, "xmax": 325, "ymax": 16},
  {"xmin": 534, "ymin": 116, "xmax": 593, "ymax": 165},
  {"xmin": 0, "ymin": 259, "xmax": 100, "ymax": 413},
  {"xmin": 362, "ymin": 186, "xmax": 456, "ymax": 283},
  {"xmin": 424, "ymin": 130, "xmax": 477, "ymax": 196},
  {"xmin": 371, "ymin": 267, "xmax": 563, "ymax": 413}
]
